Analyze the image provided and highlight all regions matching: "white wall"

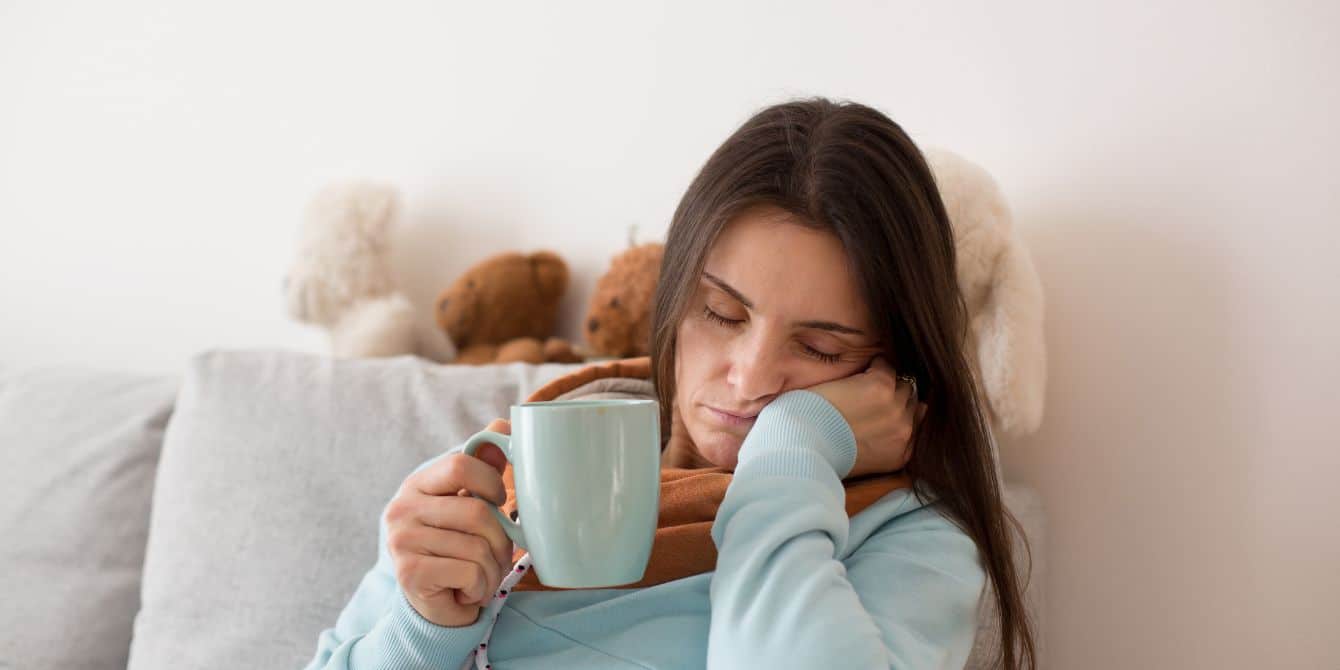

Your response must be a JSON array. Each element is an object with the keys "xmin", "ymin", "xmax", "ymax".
[{"xmin": 2, "ymin": 1, "xmax": 1336, "ymax": 667}]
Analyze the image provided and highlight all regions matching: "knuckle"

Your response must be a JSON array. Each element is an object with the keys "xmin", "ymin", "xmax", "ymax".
[
  {"xmin": 384, "ymin": 496, "xmax": 411, "ymax": 525},
  {"xmin": 388, "ymin": 526, "xmax": 417, "ymax": 555},
  {"xmin": 394, "ymin": 553, "xmax": 419, "ymax": 585},
  {"xmin": 387, "ymin": 528, "xmax": 407, "ymax": 554},
  {"xmin": 395, "ymin": 474, "xmax": 422, "ymax": 501}
]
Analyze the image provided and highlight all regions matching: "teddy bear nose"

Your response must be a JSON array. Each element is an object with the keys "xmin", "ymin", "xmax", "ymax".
[
  {"xmin": 439, "ymin": 299, "xmax": 449, "ymax": 311},
  {"xmin": 587, "ymin": 317, "xmax": 599, "ymax": 333}
]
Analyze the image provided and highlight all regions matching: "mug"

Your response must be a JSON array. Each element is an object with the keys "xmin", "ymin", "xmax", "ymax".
[{"xmin": 460, "ymin": 398, "xmax": 660, "ymax": 588}]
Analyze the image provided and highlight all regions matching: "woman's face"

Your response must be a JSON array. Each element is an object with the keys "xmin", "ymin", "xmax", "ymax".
[{"xmin": 674, "ymin": 205, "xmax": 882, "ymax": 469}]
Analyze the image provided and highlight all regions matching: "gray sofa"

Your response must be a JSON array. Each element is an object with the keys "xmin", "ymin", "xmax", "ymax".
[{"xmin": 0, "ymin": 348, "xmax": 1044, "ymax": 669}]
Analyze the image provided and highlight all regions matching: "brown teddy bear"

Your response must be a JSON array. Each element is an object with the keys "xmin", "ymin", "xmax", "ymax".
[
  {"xmin": 582, "ymin": 242, "xmax": 665, "ymax": 358},
  {"xmin": 435, "ymin": 250, "xmax": 585, "ymax": 365}
]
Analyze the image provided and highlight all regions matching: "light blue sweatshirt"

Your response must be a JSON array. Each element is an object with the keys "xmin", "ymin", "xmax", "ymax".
[{"xmin": 303, "ymin": 389, "xmax": 986, "ymax": 669}]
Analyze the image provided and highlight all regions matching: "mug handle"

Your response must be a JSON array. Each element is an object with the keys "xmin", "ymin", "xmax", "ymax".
[{"xmin": 460, "ymin": 430, "xmax": 527, "ymax": 550}]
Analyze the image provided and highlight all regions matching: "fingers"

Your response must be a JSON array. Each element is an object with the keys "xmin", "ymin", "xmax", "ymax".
[
  {"xmin": 866, "ymin": 355, "xmax": 892, "ymax": 374},
  {"xmin": 470, "ymin": 418, "xmax": 513, "ymax": 473},
  {"xmin": 865, "ymin": 356, "xmax": 911, "ymax": 404},
  {"xmin": 484, "ymin": 417, "xmax": 512, "ymax": 435},
  {"xmin": 412, "ymin": 492, "xmax": 514, "ymax": 572},
  {"xmin": 869, "ymin": 357, "xmax": 920, "ymax": 408},
  {"xmin": 429, "ymin": 528, "xmax": 501, "ymax": 604},
  {"xmin": 395, "ymin": 538, "xmax": 499, "ymax": 605},
  {"xmin": 411, "ymin": 450, "xmax": 509, "ymax": 504}
]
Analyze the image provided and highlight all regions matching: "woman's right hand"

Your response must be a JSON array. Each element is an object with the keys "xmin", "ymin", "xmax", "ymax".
[{"xmin": 385, "ymin": 418, "xmax": 515, "ymax": 628}]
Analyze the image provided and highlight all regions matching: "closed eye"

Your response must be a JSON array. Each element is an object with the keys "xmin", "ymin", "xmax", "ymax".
[{"xmin": 700, "ymin": 306, "xmax": 842, "ymax": 364}]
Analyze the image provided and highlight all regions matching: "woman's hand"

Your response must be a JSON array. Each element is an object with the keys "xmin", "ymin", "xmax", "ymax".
[
  {"xmin": 804, "ymin": 357, "xmax": 927, "ymax": 480},
  {"xmin": 384, "ymin": 418, "xmax": 515, "ymax": 628}
]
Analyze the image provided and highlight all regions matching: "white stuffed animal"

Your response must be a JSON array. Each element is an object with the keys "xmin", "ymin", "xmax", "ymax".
[
  {"xmin": 283, "ymin": 180, "xmax": 457, "ymax": 363},
  {"xmin": 925, "ymin": 148, "xmax": 1047, "ymax": 439}
]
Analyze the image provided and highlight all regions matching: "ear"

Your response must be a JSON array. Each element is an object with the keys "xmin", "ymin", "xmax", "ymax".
[
  {"xmin": 529, "ymin": 250, "xmax": 570, "ymax": 302},
  {"xmin": 971, "ymin": 228, "xmax": 1047, "ymax": 436},
  {"xmin": 351, "ymin": 180, "xmax": 401, "ymax": 242}
]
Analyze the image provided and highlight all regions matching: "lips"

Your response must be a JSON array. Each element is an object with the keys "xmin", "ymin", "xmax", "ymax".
[
  {"xmin": 706, "ymin": 405, "xmax": 758, "ymax": 426},
  {"xmin": 712, "ymin": 406, "xmax": 757, "ymax": 419}
]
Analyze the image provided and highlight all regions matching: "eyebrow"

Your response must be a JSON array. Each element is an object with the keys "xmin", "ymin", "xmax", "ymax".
[{"xmin": 701, "ymin": 271, "xmax": 868, "ymax": 336}]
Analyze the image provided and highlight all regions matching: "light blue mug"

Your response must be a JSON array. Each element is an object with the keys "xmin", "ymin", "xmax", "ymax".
[{"xmin": 461, "ymin": 399, "xmax": 660, "ymax": 588}]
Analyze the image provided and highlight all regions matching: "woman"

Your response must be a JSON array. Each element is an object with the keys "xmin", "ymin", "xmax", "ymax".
[{"xmin": 305, "ymin": 97, "xmax": 1037, "ymax": 669}]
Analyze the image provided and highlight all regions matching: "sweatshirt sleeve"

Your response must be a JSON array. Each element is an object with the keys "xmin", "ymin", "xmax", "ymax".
[
  {"xmin": 302, "ymin": 447, "xmax": 498, "ymax": 670},
  {"xmin": 708, "ymin": 389, "xmax": 987, "ymax": 670}
]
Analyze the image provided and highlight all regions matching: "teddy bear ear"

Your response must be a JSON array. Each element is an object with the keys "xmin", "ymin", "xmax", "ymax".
[{"xmin": 529, "ymin": 251, "xmax": 570, "ymax": 301}]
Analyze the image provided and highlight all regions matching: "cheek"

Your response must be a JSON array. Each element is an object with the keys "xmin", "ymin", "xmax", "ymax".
[
  {"xmin": 675, "ymin": 320, "xmax": 716, "ymax": 407},
  {"xmin": 680, "ymin": 314, "xmax": 733, "ymax": 355},
  {"xmin": 676, "ymin": 320, "xmax": 724, "ymax": 379}
]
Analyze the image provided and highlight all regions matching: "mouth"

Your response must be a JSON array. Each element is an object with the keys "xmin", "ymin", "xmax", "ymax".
[{"xmin": 705, "ymin": 405, "xmax": 757, "ymax": 427}]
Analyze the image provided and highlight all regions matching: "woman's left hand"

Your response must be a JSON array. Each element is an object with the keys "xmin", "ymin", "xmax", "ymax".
[{"xmin": 805, "ymin": 356, "xmax": 926, "ymax": 480}]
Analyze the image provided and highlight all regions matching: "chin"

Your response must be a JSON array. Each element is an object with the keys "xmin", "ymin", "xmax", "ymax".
[{"xmin": 688, "ymin": 418, "xmax": 744, "ymax": 469}]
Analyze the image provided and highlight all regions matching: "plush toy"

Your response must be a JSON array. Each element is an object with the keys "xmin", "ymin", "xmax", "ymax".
[
  {"xmin": 582, "ymin": 241, "xmax": 664, "ymax": 358},
  {"xmin": 924, "ymin": 147, "xmax": 1046, "ymax": 439},
  {"xmin": 283, "ymin": 180, "xmax": 457, "ymax": 363},
  {"xmin": 434, "ymin": 250, "xmax": 585, "ymax": 365}
]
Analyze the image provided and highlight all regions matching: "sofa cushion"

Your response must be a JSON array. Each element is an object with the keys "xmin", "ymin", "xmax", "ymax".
[
  {"xmin": 124, "ymin": 347, "xmax": 1045, "ymax": 669},
  {"xmin": 126, "ymin": 349, "xmax": 584, "ymax": 670},
  {"xmin": 0, "ymin": 362, "xmax": 179, "ymax": 670}
]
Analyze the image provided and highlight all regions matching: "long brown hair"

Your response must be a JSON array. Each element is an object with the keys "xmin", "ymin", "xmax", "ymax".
[{"xmin": 647, "ymin": 96, "xmax": 1037, "ymax": 669}]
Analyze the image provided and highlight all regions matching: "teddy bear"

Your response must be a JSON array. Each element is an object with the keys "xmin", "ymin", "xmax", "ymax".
[
  {"xmin": 434, "ymin": 250, "xmax": 585, "ymax": 365},
  {"xmin": 582, "ymin": 241, "xmax": 665, "ymax": 358},
  {"xmin": 283, "ymin": 180, "xmax": 457, "ymax": 363}
]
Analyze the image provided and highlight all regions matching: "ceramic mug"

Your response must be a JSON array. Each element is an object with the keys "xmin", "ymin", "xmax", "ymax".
[{"xmin": 460, "ymin": 398, "xmax": 660, "ymax": 588}]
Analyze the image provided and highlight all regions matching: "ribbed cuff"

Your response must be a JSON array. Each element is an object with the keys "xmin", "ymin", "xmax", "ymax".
[
  {"xmin": 736, "ymin": 389, "xmax": 858, "ymax": 478},
  {"xmin": 349, "ymin": 588, "xmax": 492, "ymax": 668}
]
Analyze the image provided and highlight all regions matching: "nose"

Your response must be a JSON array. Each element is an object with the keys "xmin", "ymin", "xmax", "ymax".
[{"xmin": 726, "ymin": 329, "xmax": 784, "ymax": 403}]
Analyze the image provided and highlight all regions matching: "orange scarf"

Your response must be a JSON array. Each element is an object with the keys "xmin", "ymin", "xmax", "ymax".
[{"xmin": 503, "ymin": 356, "xmax": 911, "ymax": 591}]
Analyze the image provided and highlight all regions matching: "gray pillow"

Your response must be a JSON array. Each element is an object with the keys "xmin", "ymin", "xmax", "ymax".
[
  {"xmin": 125, "ymin": 349, "xmax": 584, "ymax": 670},
  {"xmin": 0, "ymin": 362, "xmax": 179, "ymax": 670}
]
